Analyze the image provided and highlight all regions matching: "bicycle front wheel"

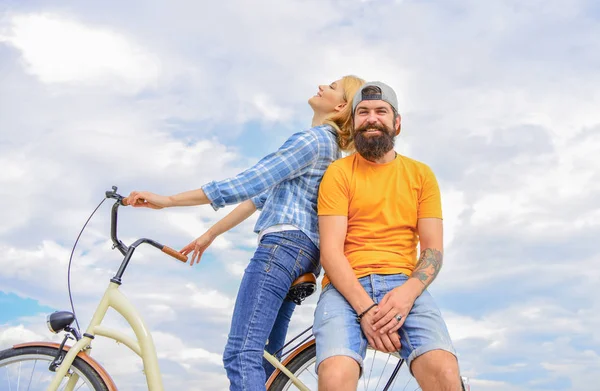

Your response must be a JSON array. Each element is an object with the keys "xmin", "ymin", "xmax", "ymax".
[
  {"xmin": 0, "ymin": 345, "xmax": 109, "ymax": 391},
  {"xmin": 267, "ymin": 343, "xmax": 422, "ymax": 391}
]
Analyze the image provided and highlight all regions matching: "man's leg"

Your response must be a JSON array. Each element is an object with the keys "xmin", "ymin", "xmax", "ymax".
[
  {"xmin": 318, "ymin": 356, "xmax": 360, "ymax": 391},
  {"xmin": 411, "ymin": 349, "xmax": 462, "ymax": 391},
  {"xmin": 375, "ymin": 274, "xmax": 460, "ymax": 391},
  {"xmin": 313, "ymin": 277, "xmax": 372, "ymax": 391}
]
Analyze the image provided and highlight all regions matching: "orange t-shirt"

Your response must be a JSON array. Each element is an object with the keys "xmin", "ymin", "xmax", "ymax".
[{"xmin": 318, "ymin": 153, "xmax": 442, "ymax": 287}]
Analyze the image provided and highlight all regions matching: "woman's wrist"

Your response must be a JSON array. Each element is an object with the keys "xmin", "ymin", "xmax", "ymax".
[
  {"xmin": 166, "ymin": 195, "xmax": 176, "ymax": 207},
  {"xmin": 206, "ymin": 227, "xmax": 220, "ymax": 239}
]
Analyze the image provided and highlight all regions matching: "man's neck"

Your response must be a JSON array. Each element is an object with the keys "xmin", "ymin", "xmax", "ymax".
[{"xmin": 366, "ymin": 149, "xmax": 397, "ymax": 164}]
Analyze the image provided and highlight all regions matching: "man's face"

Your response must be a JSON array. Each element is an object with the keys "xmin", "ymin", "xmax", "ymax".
[{"xmin": 353, "ymin": 100, "xmax": 400, "ymax": 161}]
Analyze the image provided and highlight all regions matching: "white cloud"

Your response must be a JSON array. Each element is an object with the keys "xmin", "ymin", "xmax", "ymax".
[{"xmin": 0, "ymin": 13, "xmax": 160, "ymax": 93}]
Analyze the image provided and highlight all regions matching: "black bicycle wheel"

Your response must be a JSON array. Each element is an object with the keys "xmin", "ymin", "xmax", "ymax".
[{"xmin": 0, "ymin": 345, "xmax": 109, "ymax": 391}]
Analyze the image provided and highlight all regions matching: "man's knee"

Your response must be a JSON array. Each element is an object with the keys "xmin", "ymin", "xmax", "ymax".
[
  {"xmin": 411, "ymin": 349, "xmax": 460, "ymax": 388},
  {"xmin": 318, "ymin": 356, "xmax": 360, "ymax": 391}
]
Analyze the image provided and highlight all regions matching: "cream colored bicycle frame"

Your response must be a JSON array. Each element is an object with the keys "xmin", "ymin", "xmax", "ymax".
[{"xmin": 47, "ymin": 281, "xmax": 310, "ymax": 391}]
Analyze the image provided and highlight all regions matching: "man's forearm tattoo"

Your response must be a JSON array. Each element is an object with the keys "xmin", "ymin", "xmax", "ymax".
[{"xmin": 411, "ymin": 248, "xmax": 443, "ymax": 288}]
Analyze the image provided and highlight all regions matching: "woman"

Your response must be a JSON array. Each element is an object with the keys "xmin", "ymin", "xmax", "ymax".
[{"xmin": 125, "ymin": 75, "xmax": 365, "ymax": 390}]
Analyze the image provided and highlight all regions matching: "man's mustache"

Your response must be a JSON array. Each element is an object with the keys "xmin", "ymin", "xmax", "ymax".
[{"xmin": 357, "ymin": 123, "xmax": 388, "ymax": 133}]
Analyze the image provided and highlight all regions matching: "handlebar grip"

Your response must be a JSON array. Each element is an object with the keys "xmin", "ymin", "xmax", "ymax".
[{"xmin": 162, "ymin": 246, "xmax": 188, "ymax": 263}]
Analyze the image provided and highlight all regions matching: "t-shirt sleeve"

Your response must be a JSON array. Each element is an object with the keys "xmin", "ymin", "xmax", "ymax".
[
  {"xmin": 318, "ymin": 164, "xmax": 349, "ymax": 216},
  {"xmin": 418, "ymin": 165, "xmax": 443, "ymax": 219}
]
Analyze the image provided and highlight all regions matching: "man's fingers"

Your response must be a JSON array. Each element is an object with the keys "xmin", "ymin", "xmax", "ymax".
[
  {"xmin": 380, "ymin": 334, "xmax": 396, "ymax": 353},
  {"xmin": 377, "ymin": 318, "xmax": 397, "ymax": 334},
  {"xmin": 381, "ymin": 316, "xmax": 405, "ymax": 335},
  {"xmin": 371, "ymin": 303, "xmax": 393, "ymax": 323},
  {"xmin": 372, "ymin": 335, "xmax": 386, "ymax": 352},
  {"xmin": 372, "ymin": 310, "xmax": 396, "ymax": 330},
  {"xmin": 388, "ymin": 332, "xmax": 401, "ymax": 350},
  {"xmin": 379, "ymin": 313, "xmax": 406, "ymax": 334}
]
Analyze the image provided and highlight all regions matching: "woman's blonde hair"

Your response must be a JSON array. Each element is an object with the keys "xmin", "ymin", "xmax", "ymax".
[{"xmin": 323, "ymin": 75, "xmax": 365, "ymax": 152}]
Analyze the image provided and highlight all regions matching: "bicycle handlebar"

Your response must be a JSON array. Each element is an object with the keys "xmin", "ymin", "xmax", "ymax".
[
  {"xmin": 162, "ymin": 245, "xmax": 188, "ymax": 262},
  {"xmin": 104, "ymin": 186, "xmax": 188, "ymax": 267}
]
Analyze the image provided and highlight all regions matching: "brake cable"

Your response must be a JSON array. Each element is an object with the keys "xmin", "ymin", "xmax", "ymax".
[{"xmin": 66, "ymin": 197, "xmax": 106, "ymax": 332}]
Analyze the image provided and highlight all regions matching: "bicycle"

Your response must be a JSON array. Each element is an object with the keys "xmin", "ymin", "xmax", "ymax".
[{"xmin": 0, "ymin": 187, "xmax": 468, "ymax": 390}]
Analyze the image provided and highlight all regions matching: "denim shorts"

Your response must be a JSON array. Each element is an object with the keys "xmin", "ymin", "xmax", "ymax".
[{"xmin": 313, "ymin": 273, "xmax": 456, "ymax": 374}]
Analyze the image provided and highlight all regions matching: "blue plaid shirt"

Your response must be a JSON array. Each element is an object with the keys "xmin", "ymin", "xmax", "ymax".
[{"xmin": 202, "ymin": 124, "xmax": 340, "ymax": 247}]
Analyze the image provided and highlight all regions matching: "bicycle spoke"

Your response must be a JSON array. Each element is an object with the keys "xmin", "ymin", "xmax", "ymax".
[
  {"xmin": 402, "ymin": 372, "xmax": 413, "ymax": 391},
  {"xmin": 374, "ymin": 353, "xmax": 391, "ymax": 390},
  {"xmin": 75, "ymin": 379, "xmax": 87, "ymax": 390},
  {"xmin": 17, "ymin": 361, "xmax": 21, "ymax": 391},
  {"xmin": 26, "ymin": 359, "xmax": 37, "ymax": 391},
  {"xmin": 6, "ymin": 365, "xmax": 13, "ymax": 391},
  {"xmin": 59, "ymin": 378, "xmax": 69, "ymax": 391},
  {"xmin": 365, "ymin": 349, "xmax": 375, "ymax": 390},
  {"xmin": 389, "ymin": 365, "xmax": 401, "ymax": 390}
]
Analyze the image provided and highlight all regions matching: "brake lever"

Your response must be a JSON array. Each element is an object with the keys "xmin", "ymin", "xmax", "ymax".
[{"xmin": 106, "ymin": 185, "xmax": 125, "ymax": 205}]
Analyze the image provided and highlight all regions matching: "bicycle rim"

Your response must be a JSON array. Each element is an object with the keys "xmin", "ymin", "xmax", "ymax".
[
  {"xmin": 269, "ymin": 344, "xmax": 422, "ymax": 391},
  {"xmin": 0, "ymin": 347, "xmax": 108, "ymax": 391}
]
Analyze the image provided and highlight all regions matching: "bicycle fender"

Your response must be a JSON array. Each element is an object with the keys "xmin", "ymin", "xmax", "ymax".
[{"xmin": 13, "ymin": 342, "xmax": 118, "ymax": 391}]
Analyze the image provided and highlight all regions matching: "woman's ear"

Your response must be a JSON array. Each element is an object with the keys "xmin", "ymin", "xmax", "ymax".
[{"xmin": 334, "ymin": 102, "xmax": 348, "ymax": 112}]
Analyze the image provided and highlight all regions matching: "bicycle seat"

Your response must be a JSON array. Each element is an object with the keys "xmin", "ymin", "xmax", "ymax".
[{"xmin": 286, "ymin": 273, "xmax": 317, "ymax": 305}]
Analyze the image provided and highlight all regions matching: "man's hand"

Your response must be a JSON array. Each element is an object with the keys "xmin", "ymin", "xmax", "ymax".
[
  {"xmin": 180, "ymin": 231, "xmax": 216, "ymax": 266},
  {"xmin": 123, "ymin": 191, "xmax": 171, "ymax": 209},
  {"xmin": 360, "ymin": 307, "xmax": 401, "ymax": 353},
  {"xmin": 371, "ymin": 282, "xmax": 421, "ymax": 335}
]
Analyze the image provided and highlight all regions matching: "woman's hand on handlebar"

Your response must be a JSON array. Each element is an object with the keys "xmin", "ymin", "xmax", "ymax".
[
  {"xmin": 123, "ymin": 191, "xmax": 171, "ymax": 209},
  {"xmin": 180, "ymin": 231, "xmax": 216, "ymax": 266}
]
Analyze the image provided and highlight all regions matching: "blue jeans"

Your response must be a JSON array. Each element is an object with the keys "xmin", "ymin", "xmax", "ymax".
[{"xmin": 223, "ymin": 230, "xmax": 320, "ymax": 391}]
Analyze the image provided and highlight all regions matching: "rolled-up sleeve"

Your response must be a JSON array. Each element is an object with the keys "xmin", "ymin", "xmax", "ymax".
[{"xmin": 201, "ymin": 130, "xmax": 318, "ymax": 210}]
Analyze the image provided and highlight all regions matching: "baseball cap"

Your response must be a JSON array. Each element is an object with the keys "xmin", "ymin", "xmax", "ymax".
[{"xmin": 352, "ymin": 81, "xmax": 399, "ymax": 114}]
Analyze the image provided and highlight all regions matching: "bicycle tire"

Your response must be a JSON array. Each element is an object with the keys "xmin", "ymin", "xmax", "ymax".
[
  {"xmin": 267, "ymin": 343, "xmax": 426, "ymax": 391},
  {"xmin": 268, "ymin": 343, "xmax": 317, "ymax": 391},
  {"xmin": 0, "ymin": 345, "xmax": 109, "ymax": 391}
]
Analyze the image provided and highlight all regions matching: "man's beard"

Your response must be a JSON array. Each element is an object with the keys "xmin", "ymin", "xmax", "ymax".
[{"xmin": 354, "ymin": 123, "xmax": 396, "ymax": 161}]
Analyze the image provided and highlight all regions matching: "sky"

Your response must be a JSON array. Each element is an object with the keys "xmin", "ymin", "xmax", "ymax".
[{"xmin": 0, "ymin": 0, "xmax": 599, "ymax": 390}]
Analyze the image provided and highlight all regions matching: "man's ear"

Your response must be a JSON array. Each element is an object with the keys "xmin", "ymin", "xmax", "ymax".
[
  {"xmin": 395, "ymin": 114, "xmax": 402, "ymax": 136},
  {"xmin": 334, "ymin": 102, "xmax": 347, "ymax": 112}
]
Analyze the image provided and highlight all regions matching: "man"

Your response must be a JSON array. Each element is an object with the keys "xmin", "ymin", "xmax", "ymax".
[{"xmin": 314, "ymin": 82, "xmax": 462, "ymax": 390}]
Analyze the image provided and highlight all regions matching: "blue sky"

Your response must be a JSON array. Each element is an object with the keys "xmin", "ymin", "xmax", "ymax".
[
  {"xmin": 0, "ymin": 292, "xmax": 53, "ymax": 324},
  {"xmin": 1, "ymin": 0, "xmax": 599, "ymax": 390}
]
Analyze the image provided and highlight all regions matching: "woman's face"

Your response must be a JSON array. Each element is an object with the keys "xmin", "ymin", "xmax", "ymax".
[{"xmin": 308, "ymin": 79, "xmax": 346, "ymax": 115}]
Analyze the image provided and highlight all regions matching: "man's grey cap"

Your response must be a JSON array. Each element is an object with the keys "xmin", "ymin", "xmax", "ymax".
[{"xmin": 352, "ymin": 81, "xmax": 399, "ymax": 114}]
